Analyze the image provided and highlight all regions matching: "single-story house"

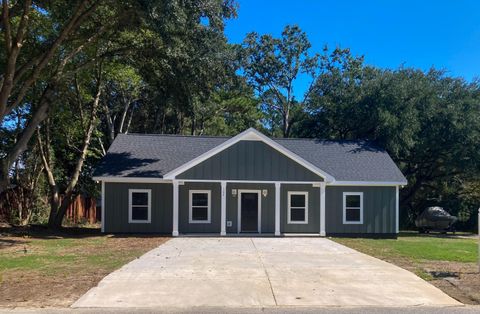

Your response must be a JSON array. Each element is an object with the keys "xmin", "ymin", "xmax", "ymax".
[{"xmin": 93, "ymin": 128, "xmax": 407, "ymax": 237}]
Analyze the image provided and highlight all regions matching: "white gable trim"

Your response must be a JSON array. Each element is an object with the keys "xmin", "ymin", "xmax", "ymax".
[
  {"xmin": 329, "ymin": 180, "xmax": 407, "ymax": 186},
  {"xmin": 92, "ymin": 177, "xmax": 172, "ymax": 183},
  {"xmin": 163, "ymin": 128, "xmax": 335, "ymax": 182}
]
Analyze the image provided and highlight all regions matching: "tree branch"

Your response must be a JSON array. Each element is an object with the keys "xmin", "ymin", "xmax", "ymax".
[
  {"xmin": 2, "ymin": 0, "xmax": 12, "ymax": 54},
  {"xmin": 0, "ymin": 0, "xmax": 31, "ymax": 120},
  {"xmin": 5, "ymin": 0, "xmax": 98, "ymax": 116},
  {"xmin": 36, "ymin": 128, "xmax": 56, "ymax": 188},
  {"xmin": 74, "ymin": 74, "xmax": 85, "ymax": 127},
  {"xmin": 124, "ymin": 104, "xmax": 135, "ymax": 134},
  {"xmin": 14, "ymin": 0, "xmax": 31, "ymax": 49}
]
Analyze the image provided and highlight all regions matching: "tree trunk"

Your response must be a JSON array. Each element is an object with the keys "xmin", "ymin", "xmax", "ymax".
[
  {"xmin": 0, "ymin": 86, "xmax": 52, "ymax": 193},
  {"xmin": 191, "ymin": 112, "xmax": 196, "ymax": 135},
  {"xmin": 47, "ymin": 68, "xmax": 103, "ymax": 229},
  {"xmin": 97, "ymin": 136, "xmax": 106, "ymax": 156},
  {"xmin": 103, "ymin": 102, "xmax": 116, "ymax": 144},
  {"xmin": 16, "ymin": 188, "xmax": 23, "ymax": 223},
  {"xmin": 124, "ymin": 106, "xmax": 134, "ymax": 134},
  {"xmin": 47, "ymin": 187, "xmax": 61, "ymax": 226},
  {"xmin": 118, "ymin": 97, "xmax": 131, "ymax": 133},
  {"xmin": 282, "ymin": 110, "xmax": 289, "ymax": 138},
  {"xmin": 161, "ymin": 109, "xmax": 166, "ymax": 133},
  {"xmin": 0, "ymin": 160, "xmax": 9, "ymax": 193}
]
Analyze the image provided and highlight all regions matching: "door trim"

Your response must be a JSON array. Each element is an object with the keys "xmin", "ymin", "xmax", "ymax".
[{"xmin": 237, "ymin": 190, "xmax": 262, "ymax": 234}]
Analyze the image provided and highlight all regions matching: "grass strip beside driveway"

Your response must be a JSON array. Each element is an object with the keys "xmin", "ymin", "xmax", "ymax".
[
  {"xmin": 332, "ymin": 233, "xmax": 479, "ymax": 304},
  {"xmin": 0, "ymin": 227, "xmax": 169, "ymax": 308}
]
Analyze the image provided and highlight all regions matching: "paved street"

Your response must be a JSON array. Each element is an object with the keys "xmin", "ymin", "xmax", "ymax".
[{"xmin": 1, "ymin": 306, "xmax": 479, "ymax": 314}]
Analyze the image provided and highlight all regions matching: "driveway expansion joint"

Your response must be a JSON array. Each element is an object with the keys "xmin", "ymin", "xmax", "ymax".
[{"xmin": 250, "ymin": 238, "xmax": 278, "ymax": 306}]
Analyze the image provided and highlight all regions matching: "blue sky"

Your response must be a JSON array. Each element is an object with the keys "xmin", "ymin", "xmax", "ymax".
[{"xmin": 225, "ymin": 0, "xmax": 480, "ymax": 97}]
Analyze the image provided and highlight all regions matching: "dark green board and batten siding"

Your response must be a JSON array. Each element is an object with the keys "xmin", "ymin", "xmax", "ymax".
[
  {"xmin": 177, "ymin": 140, "xmax": 324, "ymax": 182},
  {"xmin": 103, "ymin": 182, "xmax": 397, "ymax": 236},
  {"xmin": 281, "ymin": 184, "xmax": 320, "ymax": 233},
  {"xmin": 179, "ymin": 182, "xmax": 221, "ymax": 233},
  {"xmin": 104, "ymin": 182, "xmax": 172, "ymax": 233},
  {"xmin": 226, "ymin": 183, "xmax": 275, "ymax": 234},
  {"xmin": 325, "ymin": 186, "xmax": 396, "ymax": 234}
]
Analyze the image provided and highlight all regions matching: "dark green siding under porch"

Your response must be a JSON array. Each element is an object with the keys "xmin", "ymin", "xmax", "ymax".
[
  {"xmin": 226, "ymin": 182, "xmax": 275, "ymax": 234},
  {"xmin": 325, "ymin": 186, "xmax": 396, "ymax": 234},
  {"xmin": 103, "ymin": 182, "xmax": 397, "ymax": 236},
  {"xmin": 104, "ymin": 182, "xmax": 172, "ymax": 233},
  {"xmin": 177, "ymin": 140, "xmax": 323, "ymax": 182}
]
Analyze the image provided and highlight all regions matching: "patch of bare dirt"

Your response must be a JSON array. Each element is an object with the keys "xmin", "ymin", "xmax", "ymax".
[
  {"xmin": 424, "ymin": 261, "xmax": 480, "ymax": 305},
  {"xmin": 0, "ymin": 270, "xmax": 105, "ymax": 308},
  {"xmin": 381, "ymin": 257, "xmax": 480, "ymax": 305}
]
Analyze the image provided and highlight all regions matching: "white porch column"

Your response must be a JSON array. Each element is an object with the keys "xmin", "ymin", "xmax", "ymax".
[
  {"xmin": 220, "ymin": 181, "xmax": 227, "ymax": 236},
  {"xmin": 478, "ymin": 208, "xmax": 480, "ymax": 273},
  {"xmin": 172, "ymin": 180, "xmax": 179, "ymax": 236},
  {"xmin": 396, "ymin": 185, "xmax": 400, "ymax": 234},
  {"xmin": 101, "ymin": 181, "xmax": 105, "ymax": 233},
  {"xmin": 320, "ymin": 182, "xmax": 326, "ymax": 236},
  {"xmin": 275, "ymin": 182, "xmax": 281, "ymax": 236}
]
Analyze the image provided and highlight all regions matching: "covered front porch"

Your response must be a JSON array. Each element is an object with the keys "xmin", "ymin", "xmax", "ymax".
[{"xmin": 171, "ymin": 180, "xmax": 326, "ymax": 237}]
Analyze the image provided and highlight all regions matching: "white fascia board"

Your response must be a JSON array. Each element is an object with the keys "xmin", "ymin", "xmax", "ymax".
[
  {"xmin": 163, "ymin": 128, "xmax": 335, "ymax": 182},
  {"xmin": 92, "ymin": 176, "xmax": 172, "ymax": 183},
  {"xmin": 329, "ymin": 180, "xmax": 408, "ymax": 186},
  {"xmin": 179, "ymin": 179, "xmax": 322, "ymax": 184}
]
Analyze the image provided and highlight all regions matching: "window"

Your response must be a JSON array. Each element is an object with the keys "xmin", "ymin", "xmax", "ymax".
[
  {"xmin": 129, "ymin": 189, "xmax": 151, "ymax": 223},
  {"xmin": 189, "ymin": 190, "xmax": 211, "ymax": 223},
  {"xmin": 287, "ymin": 192, "xmax": 308, "ymax": 224},
  {"xmin": 343, "ymin": 192, "xmax": 363, "ymax": 224}
]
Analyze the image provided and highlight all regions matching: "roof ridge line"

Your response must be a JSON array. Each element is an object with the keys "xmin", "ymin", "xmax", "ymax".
[
  {"xmin": 118, "ymin": 133, "xmax": 373, "ymax": 144},
  {"xmin": 119, "ymin": 133, "xmax": 231, "ymax": 139}
]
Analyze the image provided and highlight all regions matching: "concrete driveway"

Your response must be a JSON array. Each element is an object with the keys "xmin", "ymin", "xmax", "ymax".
[{"xmin": 73, "ymin": 237, "xmax": 460, "ymax": 308}]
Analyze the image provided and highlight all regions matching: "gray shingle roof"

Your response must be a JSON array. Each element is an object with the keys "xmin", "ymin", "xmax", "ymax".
[
  {"xmin": 93, "ymin": 133, "xmax": 407, "ymax": 183},
  {"xmin": 276, "ymin": 139, "xmax": 406, "ymax": 183}
]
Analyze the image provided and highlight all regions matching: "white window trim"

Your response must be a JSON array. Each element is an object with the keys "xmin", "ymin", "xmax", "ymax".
[
  {"xmin": 287, "ymin": 191, "xmax": 309, "ymax": 224},
  {"xmin": 128, "ymin": 189, "xmax": 151, "ymax": 223},
  {"xmin": 343, "ymin": 192, "xmax": 363, "ymax": 224},
  {"xmin": 189, "ymin": 190, "xmax": 211, "ymax": 224}
]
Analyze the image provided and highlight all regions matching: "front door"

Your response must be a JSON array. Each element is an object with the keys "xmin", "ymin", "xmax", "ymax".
[{"xmin": 240, "ymin": 192, "xmax": 259, "ymax": 233}]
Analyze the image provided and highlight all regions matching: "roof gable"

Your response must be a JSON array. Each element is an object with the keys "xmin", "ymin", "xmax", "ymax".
[
  {"xmin": 163, "ymin": 128, "xmax": 335, "ymax": 181},
  {"xmin": 177, "ymin": 140, "xmax": 324, "ymax": 182}
]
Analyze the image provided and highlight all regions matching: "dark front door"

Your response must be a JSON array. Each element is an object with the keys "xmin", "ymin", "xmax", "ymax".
[{"xmin": 241, "ymin": 192, "xmax": 259, "ymax": 232}]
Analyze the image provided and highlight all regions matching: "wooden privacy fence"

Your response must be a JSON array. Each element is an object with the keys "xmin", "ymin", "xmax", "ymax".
[
  {"xmin": 0, "ymin": 185, "xmax": 34, "ymax": 223},
  {"xmin": 65, "ymin": 195, "xmax": 99, "ymax": 224},
  {"xmin": 0, "ymin": 189, "xmax": 99, "ymax": 225}
]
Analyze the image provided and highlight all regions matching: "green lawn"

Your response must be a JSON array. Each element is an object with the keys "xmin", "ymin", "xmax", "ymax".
[
  {"xmin": 0, "ymin": 236, "xmax": 149, "ymax": 275},
  {"xmin": 0, "ymin": 229, "xmax": 169, "ymax": 307},
  {"xmin": 0, "ymin": 230, "xmax": 169, "ymax": 281},
  {"xmin": 333, "ymin": 233, "xmax": 478, "ymax": 263},
  {"xmin": 333, "ymin": 232, "xmax": 478, "ymax": 281}
]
